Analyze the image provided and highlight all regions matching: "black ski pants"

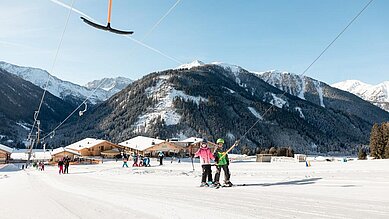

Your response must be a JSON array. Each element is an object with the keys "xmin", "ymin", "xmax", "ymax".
[
  {"xmin": 214, "ymin": 165, "xmax": 230, "ymax": 183},
  {"xmin": 64, "ymin": 164, "xmax": 69, "ymax": 174},
  {"xmin": 201, "ymin": 164, "xmax": 213, "ymax": 183}
]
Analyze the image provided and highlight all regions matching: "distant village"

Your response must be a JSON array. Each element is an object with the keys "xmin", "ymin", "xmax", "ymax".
[{"xmin": 0, "ymin": 136, "xmax": 218, "ymax": 164}]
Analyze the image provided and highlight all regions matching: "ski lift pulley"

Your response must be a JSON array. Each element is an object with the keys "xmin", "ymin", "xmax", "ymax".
[
  {"xmin": 79, "ymin": 103, "xmax": 88, "ymax": 116},
  {"xmin": 80, "ymin": 0, "xmax": 134, "ymax": 35}
]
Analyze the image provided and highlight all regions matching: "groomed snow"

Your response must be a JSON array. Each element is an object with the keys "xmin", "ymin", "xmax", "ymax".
[{"xmin": 1, "ymin": 159, "xmax": 388, "ymax": 218}]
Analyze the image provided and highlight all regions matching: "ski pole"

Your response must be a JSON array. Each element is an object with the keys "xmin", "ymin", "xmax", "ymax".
[{"xmin": 219, "ymin": 140, "xmax": 240, "ymax": 160}]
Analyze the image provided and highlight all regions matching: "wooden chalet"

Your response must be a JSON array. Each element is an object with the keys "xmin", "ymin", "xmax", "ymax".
[
  {"xmin": 65, "ymin": 138, "xmax": 119, "ymax": 156},
  {"xmin": 0, "ymin": 144, "xmax": 12, "ymax": 164}
]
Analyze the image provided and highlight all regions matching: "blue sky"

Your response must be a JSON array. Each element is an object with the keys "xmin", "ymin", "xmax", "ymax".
[{"xmin": 0, "ymin": 0, "xmax": 387, "ymax": 85}]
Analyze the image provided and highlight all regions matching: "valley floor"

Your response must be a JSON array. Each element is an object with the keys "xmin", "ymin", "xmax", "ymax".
[{"xmin": 1, "ymin": 158, "xmax": 389, "ymax": 219}]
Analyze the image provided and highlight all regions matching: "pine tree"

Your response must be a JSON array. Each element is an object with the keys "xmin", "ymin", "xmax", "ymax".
[
  {"xmin": 370, "ymin": 124, "xmax": 379, "ymax": 158},
  {"xmin": 370, "ymin": 123, "xmax": 385, "ymax": 159},
  {"xmin": 358, "ymin": 146, "xmax": 367, "ymax": 160},
  {"xmin": 385, "ymin": 141, "xmax": 389, "ymax": 159},
  {"xmin": 381, "ymin": 122, "xmax": 389, "ymax": 159}
]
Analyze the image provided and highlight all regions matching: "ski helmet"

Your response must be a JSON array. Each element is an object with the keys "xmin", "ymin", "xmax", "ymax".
[{"xmin": 216, "ymin": 138, "xmax": 224, "ymax": 144}]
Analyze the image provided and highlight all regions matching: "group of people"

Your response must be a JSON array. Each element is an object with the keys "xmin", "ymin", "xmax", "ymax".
[
  {"xmin": 58, "ymin": 156, "xmax": 70, "ymax": 174},
  {"xmin": 194, "ymin": 138, "xmax": 232, "ymax": 187},
  {"xmin": 122, "ymin": 153, "xmax": 151, "ymax": 168},
  {"xmin": 33, "ymin": 161, "xmax": 45, "ymax": 171}
]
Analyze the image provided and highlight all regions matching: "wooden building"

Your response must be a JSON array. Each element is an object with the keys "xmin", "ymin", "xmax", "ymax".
[
  {"xmin": 0, "ymin": 144, "xmax": 12, "ymax": 164},
  {"xmin": 145, "ymin": 141, "xmax": 186, "ymax": 157},
  {"xmin": 256, "ymin": 154, "xmax": 272, "ymax": 162},
  {"xmin": 187, "ymin": 140, "xmax": 218, "ymax": 155},
  {"xmin": 119, "ymin": 136, "xmax": 165, "ymax": 155},
  {"xmin": 65, "ymin": 138, "xmax": 119, "ymax": 156},
  {"xmin": 52, "ymin": 147, "xmax": 81, "ymax": 161}
]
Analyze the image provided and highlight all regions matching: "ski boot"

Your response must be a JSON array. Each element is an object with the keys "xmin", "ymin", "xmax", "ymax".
[
  {"xmin": 223, "ymin": 181, "xmax": 233, "ymax": 187},
  {"xmin": 213, "ymin": 181, "xmax": 221, "ymax": 189},
  {"xmin": 207, "ymin": 181, "xmax": 214, "ymax": 187},
  {"xmin": 200, "ymin": 182, "xmax": 209, "ymax": 187}
]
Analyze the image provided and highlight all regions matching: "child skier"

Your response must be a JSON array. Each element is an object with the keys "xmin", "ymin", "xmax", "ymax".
[
  {"xmin": 194, "ymin": 139, "xmax": 215, "ymax": 187},
  {"xmin": 58, "ymin": 159, "xmax": 64, "ymax": 174},
  {"xmin": 122, "ymin": 154, "xmax": 129, "ymax": 168},
  {"xmin": 213, "ymin": 138, "xmax": 233, "ymax": 187}
]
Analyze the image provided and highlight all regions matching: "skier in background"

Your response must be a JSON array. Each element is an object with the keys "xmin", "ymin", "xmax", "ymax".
[
  {"xmin": 122, "ymin": 154, "xmax": 129, "ymax": 168},
  {"xmin": 158, "ymin": 151, "xmax": 165, "ymax": 165},
  {"xmin": 58, "ymin": 158, "xmax": 64, "ymax": 174},
  {"xmin": 64, "ymin": 156, "xmax": 70, "ymax": 174}
]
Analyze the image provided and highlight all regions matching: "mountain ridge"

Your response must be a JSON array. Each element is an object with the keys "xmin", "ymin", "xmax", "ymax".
[
  {"xmin": 48, "ymin": 64, "xmax": 389, "ymax": 155},
  {"xmin": 332, "ymin": 80, "xmax": 389, "ymax": 112},
  {"xmin": 0, "ymin": 61, "xmax": 132, "ymax": 105}
]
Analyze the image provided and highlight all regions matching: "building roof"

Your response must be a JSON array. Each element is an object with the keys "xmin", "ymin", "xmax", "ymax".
[
  {"xmin": 10, "ymin": 150, "xmax": 52, "ymax": 160},
  {"xmin": 180, "ymin": 137, "xmax": 203, "ymax": 144},
  {"xmin": 52, "ymin": 147, "xmax": 81, "ymax": 156},
  {"xmin": 146, "ymin": 141, "xmax": 185, "ymax": 152},
  {"xmin": 0, "ymin": 144, "xmax": 13, "ymax": 153},
  {"xmin": 119, "ymin": 136, "xmax": 165, "ymax": 151},
  {"xmin": 65, "ymin": 138, "xmax": 106, "ymax": 151}
]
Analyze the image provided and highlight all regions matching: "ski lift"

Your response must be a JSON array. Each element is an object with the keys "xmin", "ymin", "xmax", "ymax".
[
  {"xmin": 79, "ymin": 103, "xmax": 88, "ymax": 116},
  {"xmin": 80, "ymin": 0, "xmax": 134, "ymax": 35},
  {"xmin": 50, "ymin": 131, "xmax": 55, "ymax": 139},
  {"xmin": 34, "ymin": 110, "xmax": 39, "ymax": 120}
]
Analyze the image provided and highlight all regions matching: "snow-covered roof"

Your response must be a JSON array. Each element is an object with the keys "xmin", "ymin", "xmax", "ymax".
[
  {"xmin": 52, "ymin": 147, "xmax": 81, "ymax": 156},
  {"xmin": 65, "ymin": 138, "xmax": 106, "ymax": 151},
  {"xmin": 11, "ymin": 151, "xmax": 52, "ymax": 160},
  {"xmin": 119, "ymin": 136, "xmax": 165, "ymax": 151},
  {"xmin": 180, "ymin": 137, "xmax": 203, "ymax": 144},
  {"xmin": 0, "ymin": 144, "xmax": 13, "ymax": 153}
]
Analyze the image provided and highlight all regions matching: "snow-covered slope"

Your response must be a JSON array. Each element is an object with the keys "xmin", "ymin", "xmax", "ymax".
[
  {"xmin": 256, "ymin": 71, "xmax": 327, "ymax": 108},
  {"xmin": 176, "ymin": 60, "xmax": 205, "ymax": 69},
  {"xmin": 332, "ymin": 80, "xmax": 389, "ymax": 111},
  {"xmin": 133, "ymin": 75, "xmax": 208, "ymax": 133},
  {"xmin": 85, "ymin": 77, "xmax": 133, "ymax": 97},
  {"xmin": 256, "ymin": 70, "xmax": 307, "ymax": 99},
  {"xmin": 0, "ymin": 61, "xmax": 117, "ymax": 104}
]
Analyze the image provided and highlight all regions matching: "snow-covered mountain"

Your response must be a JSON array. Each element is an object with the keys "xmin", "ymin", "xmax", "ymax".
[
  {"xmin": 0, "ymin": 61, "xmax": 130, "ymax": 104},
  {"xmin": 332, "ymin": 80, "xmax": 389, "ymax": 112},
  {"xmin": 85, "ymin": 77, "xmax": 133, "ymax": 97},
  {"xmin": 51, "ymin": 63, "xmax": 389, "ymax": 154},
  {"xmin": 256, "ymin": 70, "xmax": 327, "ymax": 107},
  {"xmin": 177, "ymin": 60, "xmax": 205, "ymax": 69}
]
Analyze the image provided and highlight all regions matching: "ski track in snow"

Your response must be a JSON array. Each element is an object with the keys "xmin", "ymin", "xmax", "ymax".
[{"xmin": 1, "ymin": 160, "xmax": 389, "ymax": 219}]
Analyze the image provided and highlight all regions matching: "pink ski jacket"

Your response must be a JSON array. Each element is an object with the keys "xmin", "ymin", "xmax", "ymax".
[{"xmin": 195, "ymin": 146, "xmax": 215, "ymax": 165}]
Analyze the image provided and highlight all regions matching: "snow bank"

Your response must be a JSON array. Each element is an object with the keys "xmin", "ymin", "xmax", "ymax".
[{"xmin": 0, "ymin": 164, "xmax": 21, "ymax": 172}]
